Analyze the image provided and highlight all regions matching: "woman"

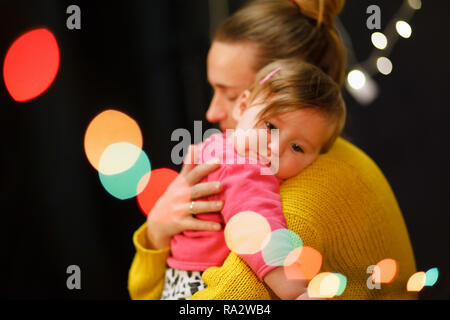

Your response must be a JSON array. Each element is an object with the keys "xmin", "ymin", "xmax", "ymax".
[{"xmin": 128, "ymin": 0, "xmax": 417, "ymax": 299}]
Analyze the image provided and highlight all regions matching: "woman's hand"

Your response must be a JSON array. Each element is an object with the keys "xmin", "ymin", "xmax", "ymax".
[{"xmin": 146, "ymin": 145, "xmax": 224, "ymax": 249}]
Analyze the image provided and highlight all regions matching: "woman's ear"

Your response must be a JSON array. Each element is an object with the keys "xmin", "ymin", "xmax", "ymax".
[{"xmin": 232, "ymin": 90, "xmax": 251, "ymax": 121}]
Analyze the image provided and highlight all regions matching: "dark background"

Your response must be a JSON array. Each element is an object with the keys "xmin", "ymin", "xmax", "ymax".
[{"xmin": 0, "ymin": 0, "xmax": 448, "ymax": 299}]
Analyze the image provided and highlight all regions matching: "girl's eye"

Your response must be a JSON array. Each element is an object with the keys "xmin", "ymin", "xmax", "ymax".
[
  {"xmin": 291, "ymin": 143, "xmax": 304, "ymax": 153},
  {"xmin": 265, "ymin": 121, "xmax": 276, "ymax": 130}
]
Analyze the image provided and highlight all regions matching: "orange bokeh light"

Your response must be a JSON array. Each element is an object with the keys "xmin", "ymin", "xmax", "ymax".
[
  {"xmin": 284, "ymin": 246, "xmax": 322, "ymax": 280},
  {"xmin": 84, "ymin": 109, "xmax": 143, "ymax": 172},
  {"xmin": 373, "ymin": 258, "xmax": 398, "ymax": 284},
  {"xmin": 407, "ymin": 272, "xmax": 426, "ymax": 292}
]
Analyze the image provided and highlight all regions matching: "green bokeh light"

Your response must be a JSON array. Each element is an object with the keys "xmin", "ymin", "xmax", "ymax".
[{"xmin": 99, "ymin": 147, "xmax": 151, "ymax": 200}]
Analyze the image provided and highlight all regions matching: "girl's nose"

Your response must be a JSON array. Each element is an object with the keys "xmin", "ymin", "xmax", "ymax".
[
  {"xmin": 268, "ymin": 137, "xmax": 280, "ymax": 157},
  {"xmin": 269, "ymin": 130, "xmax": 284, "ymax": 156},
  {"xmin": 269, "ymin": 129, "xmax": 290, "ymax": 158}
]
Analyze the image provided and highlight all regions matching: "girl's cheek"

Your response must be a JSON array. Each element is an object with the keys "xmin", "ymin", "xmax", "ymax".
[
  {"xmin": 289, "ymin": 156, "xmax": 307, "ymax": 176},
  {"xmin": 279, "ymin": 157, "xmax": 296, "ymax": 178}
]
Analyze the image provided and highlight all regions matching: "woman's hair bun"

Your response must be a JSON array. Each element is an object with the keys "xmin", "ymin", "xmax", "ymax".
[{"xmin": 293, "ymin": 0, "xmax": 345, "ymax": 28}]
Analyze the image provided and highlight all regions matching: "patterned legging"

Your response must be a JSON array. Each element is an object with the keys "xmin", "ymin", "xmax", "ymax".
[{"xmin": 161, "ymin": 268, "xmax": 207, "ymax": 300}]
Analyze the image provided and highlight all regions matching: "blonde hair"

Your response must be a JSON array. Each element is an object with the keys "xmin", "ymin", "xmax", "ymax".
[
  {"xmin": 214, "ymin": 0, "xmax": 347, "ymax": 87},
  {"xmin": 248, "ymin": 58, "xmax": 346, "ymax": 153}
]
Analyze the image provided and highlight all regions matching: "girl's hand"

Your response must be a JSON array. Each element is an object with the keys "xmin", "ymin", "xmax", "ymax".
[
  {"xmin": 146, "ymin": 145, "xmax": 224, "ymax": 249},
  {"xmin": 296, "ymin": 291, "xmax": 325, "ymax": 300}
]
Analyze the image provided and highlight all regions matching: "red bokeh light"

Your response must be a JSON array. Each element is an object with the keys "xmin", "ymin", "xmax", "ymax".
[
  {"xmin": 3, "ymin": 28, "xmax": 60, "ymax": 102},
  {"xmin": 137, "ymin": 168, "xmax": 180, "ymax": 217}
]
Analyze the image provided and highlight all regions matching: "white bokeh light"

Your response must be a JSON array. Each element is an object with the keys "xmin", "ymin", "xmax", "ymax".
[
  {"xmin": 376, "ymin": 57, "xmax": 393, "ymax": 75},
  {"xmin": 396, "ymin": 21, "xmax": 412, "ymax": 38},
  {"xmin": 345, "ymin": 69, "xmax": 379, "ymax": 106},
  {"xmin": 408, "ymin": 0, "xmax": 422, "ymax": 10},
  {"xmin": 347, "ymin": 70, "xmax": 366, "ymax": 90},
  {"xmin": 371, "ymin": 32, "xmax": 388, "ymax": 50}
]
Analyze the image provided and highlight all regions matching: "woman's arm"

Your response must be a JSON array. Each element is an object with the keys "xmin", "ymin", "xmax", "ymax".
[
  {"xmin": 190, "ymin": 252, "xmax": 273, "ymax": 300},
  {"xmin": 190, "ymin": 256, "xmax": 312, "ymax": 300},
  {"xmin": 128, "ymin": 223, "xmax": 170, "ymax": 300}
]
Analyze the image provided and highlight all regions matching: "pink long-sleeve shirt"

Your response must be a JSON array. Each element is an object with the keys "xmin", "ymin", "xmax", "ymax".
[{"xmin": 167, "ymin": 133, "xmax": 286, "ymax": 280}]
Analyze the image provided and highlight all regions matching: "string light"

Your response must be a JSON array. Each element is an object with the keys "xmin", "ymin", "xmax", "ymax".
[
  {"xmin": 408, "ymin": 0, "xmax": 422, "ymax": 10},
  {"xmin": 371, "ymin": 32, "xmax": 388, "ymax": 50},
  {"xmin": 347, "ymin": 70, "xmax": 366, "ymax": 90},
  {"xmin": 376, "ymin": 57, "xmax": 393, "ymax": 75},
  {"xmin": 345, "ymin": 68, "xmax": 378, "ymax": 106},
  {"xmin": 396, "ymin": 20, "xmax": 412, "ymax": 38},
  {"xmin": 337, "ymin": 0, "xmax": 421, "ymax": 105}
]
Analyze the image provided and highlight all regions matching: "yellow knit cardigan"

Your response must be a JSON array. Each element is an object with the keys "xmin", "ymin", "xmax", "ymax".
[{"xmin": 128, "ymin": 138, "xmax": 417, "ymax": 300}]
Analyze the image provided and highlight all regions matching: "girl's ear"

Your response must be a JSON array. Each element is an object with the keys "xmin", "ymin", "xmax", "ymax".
[{"xmin": 232, "ymin": 90, "xmax": 251, "ymax": 121}]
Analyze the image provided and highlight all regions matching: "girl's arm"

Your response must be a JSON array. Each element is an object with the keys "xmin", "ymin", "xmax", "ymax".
[{"xmin": 263, "ymin": 267, "xmax": 308, "ymax": 300}]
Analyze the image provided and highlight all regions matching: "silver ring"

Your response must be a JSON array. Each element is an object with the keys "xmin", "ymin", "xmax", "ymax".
[{"xmin": 189, "ymin": 201, "xmax": 195, "ymax": 214}]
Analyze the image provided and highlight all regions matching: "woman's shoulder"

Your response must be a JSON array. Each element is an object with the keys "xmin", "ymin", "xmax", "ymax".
[
  {"xmin": 279, "ymin": 137, "xmax": 401, "ymax": 229},
  {"xmin": 282, "ymin": 137, "xmax": 391, "ymax": 194},
  {"xmin": 279, "ymin": 138, "xmax": 417, "ymax": 301}
]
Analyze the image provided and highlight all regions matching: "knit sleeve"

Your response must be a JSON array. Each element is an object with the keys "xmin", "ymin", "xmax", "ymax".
[
  {"xmin": 190, "ymin": 252, "xmax": 274, "ymax": 300},
  {"xmin": 128, "ymin": 223, "xmax": 170, "ymax": 300}
]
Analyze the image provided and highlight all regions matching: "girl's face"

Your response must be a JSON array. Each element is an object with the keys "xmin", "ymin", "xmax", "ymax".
[
  {"xmin": 232, "ymin": 92, "xmax": 336, "ymax": 180},
  {"xmin": 206, "ymin": 41, "xmax": 258, "ymax": 131}
]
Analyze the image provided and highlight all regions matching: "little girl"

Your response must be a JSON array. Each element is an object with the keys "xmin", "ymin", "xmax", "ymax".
[{"xmin": 161, "ymin": 58, "xmax": 346, "ymax": 300}]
